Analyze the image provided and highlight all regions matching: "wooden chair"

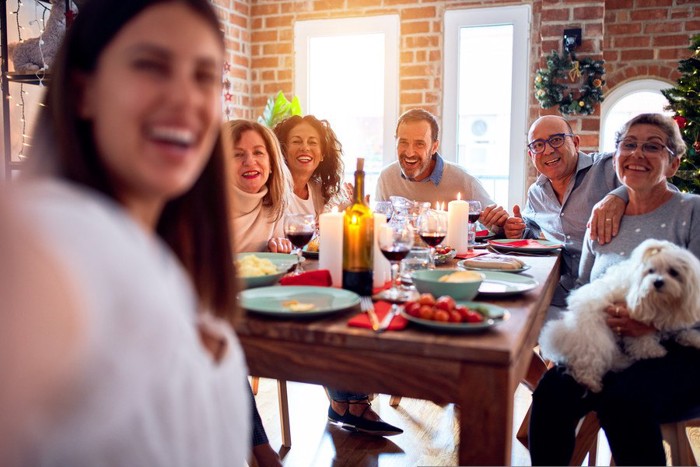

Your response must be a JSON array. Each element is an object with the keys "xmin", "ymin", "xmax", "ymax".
[{"xmin": 250, "ymin": 376, "xmax": 292, "ymax": 448}]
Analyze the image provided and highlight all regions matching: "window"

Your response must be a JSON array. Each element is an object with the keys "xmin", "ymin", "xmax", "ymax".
[
  {"xmin": 443, "ymin": 5, "xmax": 531, "ymax": 208},
  {"xmin": 600, "ymin": 79, "xmax": 673, "ymax": 152},
  {"xmin": 294, "ymin": 15, "xmax": 399, "ymax": 196}
]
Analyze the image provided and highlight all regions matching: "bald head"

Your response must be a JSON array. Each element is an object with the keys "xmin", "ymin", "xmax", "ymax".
[{"xmin": 528, "ymin": 115, "xmax": 574, "ymax": 141}]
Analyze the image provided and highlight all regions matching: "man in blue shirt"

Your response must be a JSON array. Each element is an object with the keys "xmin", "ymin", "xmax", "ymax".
[{"xmin": 505, "ymin": 115, "xmax": 625, "ymax": 319}]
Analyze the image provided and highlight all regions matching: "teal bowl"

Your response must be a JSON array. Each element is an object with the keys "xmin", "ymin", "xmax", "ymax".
[
  {"xmin": 236, "ymin": 252, "xmax": 296, "ymax": 289},
  {"xmin": 411, "ymin": 269, "xmax": 484, "ymax": 301}
]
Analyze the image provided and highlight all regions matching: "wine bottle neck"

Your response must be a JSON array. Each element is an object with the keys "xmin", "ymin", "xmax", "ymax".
[{"xmin": 354, "ymin": 170, "xmax": 365, "ymax": 205}]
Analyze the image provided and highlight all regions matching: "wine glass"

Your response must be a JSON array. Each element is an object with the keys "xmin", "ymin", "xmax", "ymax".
[
  {"xmin": 283, "ymin": 214, "xmax": 316, "ymax": 275},
  {"xmin": 417, "ymin": 209, "xmax": 448, "ymax": 260},
  {"xmin": 377, "ymin": 219, "xmax": 414, "ymax": 303},
  {"xmin": 467, "ymin": 200, "xmax": 482, "ymax": 248},
  {"xmin": 373, "ymin": 200, "xmax": 394, "ymax": 222}
]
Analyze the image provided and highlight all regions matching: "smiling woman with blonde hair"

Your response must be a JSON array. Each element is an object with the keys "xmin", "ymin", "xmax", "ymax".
[{"xmin": 222, "ymin": 119, "xmax": 293, "ymax": 253}]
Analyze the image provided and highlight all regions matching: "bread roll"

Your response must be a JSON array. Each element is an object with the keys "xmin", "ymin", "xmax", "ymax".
[{"xmin": 461, "ymin": 254, "xmax": 525, "ymax": 270}]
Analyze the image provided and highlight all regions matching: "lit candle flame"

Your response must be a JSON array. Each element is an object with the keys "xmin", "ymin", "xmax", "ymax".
[
  {"xmin": 331, "ymin": 206, "xmax": 338, "ymax": 213},
  {"xmin": 457, "ymin": 192, "xmax": 462, "ymax": 200}
]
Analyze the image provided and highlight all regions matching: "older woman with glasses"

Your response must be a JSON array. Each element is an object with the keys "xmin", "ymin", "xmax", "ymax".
[{"xmin": 529, "ymin": 113, "xmax": 700, "ymax": 466}]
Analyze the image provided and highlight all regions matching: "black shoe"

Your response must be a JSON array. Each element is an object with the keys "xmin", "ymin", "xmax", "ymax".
[{"xmin": 327, "ymin": 403, "xmax": 403, "ymax": 436}]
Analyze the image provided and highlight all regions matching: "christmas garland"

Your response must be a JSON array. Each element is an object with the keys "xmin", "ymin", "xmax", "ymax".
[{"xmin": 535, "ymin": 50, "xmax": 606, "ymax": 116}]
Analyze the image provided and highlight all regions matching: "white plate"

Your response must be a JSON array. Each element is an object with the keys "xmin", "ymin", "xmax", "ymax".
[
  {"xmin": 400, "ymin": 302, "xmax": 510, "ymax": 333},
  {"xmin": 239, "ymin": 286, "xmax": 360, "ymax": 318},
  {"xmin": 477, "ymin": 271, "xmax": 539, "ymax": 297}
]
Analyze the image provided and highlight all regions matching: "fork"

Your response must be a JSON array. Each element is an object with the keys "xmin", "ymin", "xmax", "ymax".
[{"xmin": 360, "ymin": 296, "xmax": 380, "ymax": 332}]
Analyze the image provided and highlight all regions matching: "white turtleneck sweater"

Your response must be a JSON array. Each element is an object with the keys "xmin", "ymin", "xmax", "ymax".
[{"xmin": 231, "ymin": 186, "xmax": 284, "ymax": 253}]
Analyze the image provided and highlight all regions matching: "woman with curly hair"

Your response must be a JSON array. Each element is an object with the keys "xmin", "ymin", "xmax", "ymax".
[
  {"xmin": 273, "ymin": 115, "xmax": 348, "ymax": 217},
  {"xmin": 223, "ymin": 119, "xmax": 293, "ymax": 253}
]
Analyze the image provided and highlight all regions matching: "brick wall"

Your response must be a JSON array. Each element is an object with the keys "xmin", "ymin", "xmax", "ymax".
[{"xmin": 215, "ymin": 0, "xmax": 700, "ymax": 177}]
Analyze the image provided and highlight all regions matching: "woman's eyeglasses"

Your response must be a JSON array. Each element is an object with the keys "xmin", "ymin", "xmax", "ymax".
[
  {"xmin": 527, "ymin": 133, "xmax": 574, "ymax": 154},
  {"xmin": 616, "ymin": 139, "xmax": 675, "ymax": 157}
]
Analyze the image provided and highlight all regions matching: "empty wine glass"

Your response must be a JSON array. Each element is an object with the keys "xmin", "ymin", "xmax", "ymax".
[
  {"xmin": 373, "ymin": 200, "xmax": 394, "ymax": 222},
  {"xmin": 467, "ymin": 200, "xmax": 482, "ymax": 248},
  {"xmin": 283, "ymin": 214, "xmax": 315, "ymax": 275},
  {"xmin": 377, "ymin": 218, "xmax": 414, "ymax": 302},
  {"xmin": 417, "ymin": 209, "xmax": 448, "ymax": 260}
]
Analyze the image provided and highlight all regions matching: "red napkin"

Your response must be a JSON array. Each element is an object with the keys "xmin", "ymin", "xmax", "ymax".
[
  {"xmin": 347, "ymin": 301, "xmax": 408, "ymax": 331},
  {"xmin": 475, "ymin": 229, "xmax": 489, "ymax": 237},
  {"xmin": 279, "ymin": 269, "xmax": 333, "ymax": 287},
  {"xmin": 454, "ymin": 250, "xmax": 489, "ymax": 260}
]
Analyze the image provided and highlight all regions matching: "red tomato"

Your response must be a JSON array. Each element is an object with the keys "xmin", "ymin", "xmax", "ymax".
[
  {"xmin": 456, "ymin": 305, "xmax": 470, "ymax": 320},
  {"xmin": 465, "ymin": 310, "xmax": 484, "ymax": 323},
  {"xmin": 433, "ymin": 310, "xmax": 450, "ymax": 322},
  {"xmin": 404, "ymin": 301, "xmax": 421, "ymax": 317},
  {"xmin": 419, "ymin": 305, "xmax": 435, "ymax": 320},
  {"xmin": 449, "ymin": 310, "xmax": 462, "ymax": 323},
  {"xmin": 435, "ymin": 295, "xmax": 456, "ymax": 312},
  {"xmin": 418, "ymin": 293, "xmax": 436, "ymax": 306}
]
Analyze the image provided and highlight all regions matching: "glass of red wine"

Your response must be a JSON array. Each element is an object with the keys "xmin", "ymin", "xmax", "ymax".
[
  {"xmin": 468, "ymin": 200, "xmax": 482, "ymax": 248},
  {"xmin": 283, "ymin": 214, "xmax": 316, "ymax": 275},
  {"xmin": 377, "ymin": 219, "xmax": 414, "ymax": 302},
  {"xmin": 417, "ymin": 208, "xmax": 448, "ymax": 262}
]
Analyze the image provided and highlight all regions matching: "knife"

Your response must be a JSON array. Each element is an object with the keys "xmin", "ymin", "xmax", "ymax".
[
  {"xmin": 376, "ymin": 304, "xmax": 402, "ymax": 333},
  {"xmin": 360, "ymin": 296, "xmax": 380, "ymax": 331}
]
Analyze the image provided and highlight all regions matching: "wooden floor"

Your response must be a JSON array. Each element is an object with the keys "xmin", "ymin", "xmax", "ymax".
[
  {"xmin": 252, "ymin": 377, "xmax": 544, "ymax": 466},
  {"xmin": 253, "ymin": 378, "xmax": 700, "ymax": 466}
]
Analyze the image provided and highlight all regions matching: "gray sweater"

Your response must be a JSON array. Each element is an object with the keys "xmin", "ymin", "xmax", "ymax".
[{"xmin": 579, "ymin": 191, "xmax": 700, "ymax": 283}]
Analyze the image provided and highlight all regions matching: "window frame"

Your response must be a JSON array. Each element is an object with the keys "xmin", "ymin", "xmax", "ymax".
[
  {"xmin": 442, "ymin": 5, "xmax": 531, "ymax": 208},
  {"xmin": 293, "ymin": 15, "xmax": 400, "ymax": 170}
]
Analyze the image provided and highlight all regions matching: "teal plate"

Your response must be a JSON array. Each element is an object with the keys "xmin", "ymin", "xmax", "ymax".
[
  {"xmin": 488, "ymin": 238, "xmax": 562, "ymax": 254},
  {"xmin": 400, "ymin": 302, "xmax": 510, "ymax": 333},
  {"xmin": 477, "ymin": 271, "xmax": 539, "ymax": 297},
  {"xmin": 240, "ymin": 286, "xmax": 360, "ymax": 318}
]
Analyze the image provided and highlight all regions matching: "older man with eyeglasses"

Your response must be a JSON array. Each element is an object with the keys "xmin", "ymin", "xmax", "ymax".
[{"xmin": 504, "ymin": 115, "xmax": 629, "ymax": 321}]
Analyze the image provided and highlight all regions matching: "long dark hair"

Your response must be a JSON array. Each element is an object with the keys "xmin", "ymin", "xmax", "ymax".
[
  {"xmin": 273, "ymin": 115, "xmax": 344, "ymax": 205},
  {"xmin": 26, "ymin": 0, "xmax": 237, "ymax": 320}
]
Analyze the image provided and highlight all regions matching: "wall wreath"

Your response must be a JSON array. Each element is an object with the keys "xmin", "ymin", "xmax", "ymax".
[{"xmin": 534, "ymin": 50, "xmax": 606, "ymax": 116}]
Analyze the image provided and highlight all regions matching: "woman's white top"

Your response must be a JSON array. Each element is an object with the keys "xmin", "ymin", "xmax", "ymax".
[{"xmin": 17, "ymin": 180, "xmax": 250, "ymax": 467}]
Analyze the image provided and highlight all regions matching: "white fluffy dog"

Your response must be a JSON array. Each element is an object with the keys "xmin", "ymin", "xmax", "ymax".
[{"xmin": 539, "ymin": 239, "xmax": 700, "ymax": 393}]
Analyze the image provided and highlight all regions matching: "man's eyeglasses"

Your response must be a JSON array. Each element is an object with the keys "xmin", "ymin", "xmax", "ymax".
[
  {"xmin": 616, "ymin": 139, "xmax": 675, "ymax": 157},
  {"xmin": 527, "ymin": 133, "xmax": 574, "ymax": 154}
]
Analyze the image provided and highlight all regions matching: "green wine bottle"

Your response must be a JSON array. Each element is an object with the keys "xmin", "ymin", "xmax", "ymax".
[{"xmin": 343, "ymin": 158, "xmax": 373, "ymax": 296}]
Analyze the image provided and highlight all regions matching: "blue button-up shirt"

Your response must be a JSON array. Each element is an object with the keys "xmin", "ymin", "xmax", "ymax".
[{"xmin": 522, "ymin": 151, "xmax": 620, "ymax": 307}]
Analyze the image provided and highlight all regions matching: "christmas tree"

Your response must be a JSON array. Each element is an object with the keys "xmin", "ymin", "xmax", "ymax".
[{"xmin": 661, "ymin": 34, "xmax": 700, "ymax": 194}]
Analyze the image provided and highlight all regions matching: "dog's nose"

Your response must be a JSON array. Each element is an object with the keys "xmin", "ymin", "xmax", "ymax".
[{"xmin": 653, "ymin": 278, "xmax": 664, "ymax": 289}]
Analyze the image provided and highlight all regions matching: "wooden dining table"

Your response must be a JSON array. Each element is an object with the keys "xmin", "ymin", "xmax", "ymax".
[{"xmin": 234, "ymin": 252, "xmax": 561, "ymax": 465}]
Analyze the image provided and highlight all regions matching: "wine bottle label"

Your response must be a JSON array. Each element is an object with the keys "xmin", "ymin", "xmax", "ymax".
[{"xmin": 342, "ymin": 270, "xmax": 373, "ymax": 296}]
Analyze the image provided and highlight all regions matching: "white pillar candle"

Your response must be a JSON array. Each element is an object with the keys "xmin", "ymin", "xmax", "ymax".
[
  {"xmin": 319, "ymin": 210, "xmax": 344, "ymax": 287},
  {"xmin": 373, "ymin": 213, "xmax": 390, "ymax": 289},
  {"xmin": 446, "ymin": 199, "xmax": 470, "ymax": 255}
]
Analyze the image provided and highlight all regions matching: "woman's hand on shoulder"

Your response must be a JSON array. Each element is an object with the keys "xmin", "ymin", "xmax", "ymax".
[
  {"xmin": 588, "ymin": 195, "xmax": 625, "ymax": 245},
  {"xmin": 268, "ymin": 237, "xmax": 292, "ymax": 253}
]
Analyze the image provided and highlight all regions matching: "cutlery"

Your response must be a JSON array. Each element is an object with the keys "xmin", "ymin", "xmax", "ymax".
[
  {"xmin": 376, "ymin": 304, "xmax": 402, "ymax": 333},
  {"xmin": 360, "ymin": 296, "xmax": 380, "ymax": 332}
]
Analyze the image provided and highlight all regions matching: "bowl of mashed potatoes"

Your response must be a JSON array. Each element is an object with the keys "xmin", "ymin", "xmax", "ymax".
[{"xmin": 235, "ymin": 253, "xmax": 294, "ymax": 288}]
